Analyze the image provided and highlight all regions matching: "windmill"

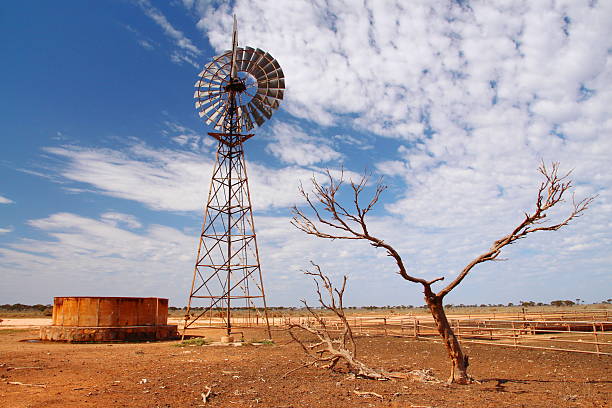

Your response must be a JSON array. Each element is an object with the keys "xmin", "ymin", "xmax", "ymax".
[{"xmin": 183, "ymin": 16, "xmax": 284, "ymax": 339}]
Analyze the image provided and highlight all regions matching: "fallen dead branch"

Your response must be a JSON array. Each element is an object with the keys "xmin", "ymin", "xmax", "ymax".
[
  {"xmin": 353, "ymin": 390, "xmax": 383, "ymax": 399},
  {"xmin": 8, "ymin": 381, "xmax": 47, "ymax": 388},
  {"xmin": 406, "ymin": 369, "xmax": 440, "ymax": 383},
  {"xmin": 7, "ymin": 366, "xmax": 43, "ymax": 371},
  {"xmin": 281, "ymin": 361, "xmax": 316, "ymax": 379},
  {"xmin": 287, "ymin": 263, "xmax": 388, "ymax": 380}
]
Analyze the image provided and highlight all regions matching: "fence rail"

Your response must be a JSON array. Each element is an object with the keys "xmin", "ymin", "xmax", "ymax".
[
  {"xmin": 281, "ymin": 313, "xmax": 612, "ymax": 356},
  {"xmin": 181, "ymin": 309, "xmax": 612, "ymax": 356}
]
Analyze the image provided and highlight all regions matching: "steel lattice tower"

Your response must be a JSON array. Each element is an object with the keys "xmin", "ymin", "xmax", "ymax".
[{"xmin": 183, "ymin": 17, "xmax": 285, "ymax": 338}]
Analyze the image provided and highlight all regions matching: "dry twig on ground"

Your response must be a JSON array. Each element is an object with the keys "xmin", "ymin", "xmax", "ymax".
[{"xmin": 201, "ymin": 386, "xmax": 213, "ymax": 404}]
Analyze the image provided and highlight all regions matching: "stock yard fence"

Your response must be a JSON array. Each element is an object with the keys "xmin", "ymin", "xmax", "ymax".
[{"xmin": 281, "ymin": 310, "xmax": 612, "ymax": 357}]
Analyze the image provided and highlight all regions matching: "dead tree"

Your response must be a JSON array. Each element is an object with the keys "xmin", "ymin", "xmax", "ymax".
[
  {"xmin": 287, "ymin": 263, "xmax": 388, "ymax": 380},
  {"xmin": 292, "ymin": 162, "xmax": 594, "ymax": 384}
]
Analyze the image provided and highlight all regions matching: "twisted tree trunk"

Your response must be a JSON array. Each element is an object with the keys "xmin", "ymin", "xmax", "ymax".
[{"xmin": 424, "ymin": 288, "xmax": 470, "ymax": 384}]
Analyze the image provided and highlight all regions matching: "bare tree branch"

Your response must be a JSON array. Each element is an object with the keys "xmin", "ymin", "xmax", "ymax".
[
  {"xmin": 437, "ymin": 161, "xmax": 595, "ymax": 298},
  {"xmin": 291, "ymin": 169, "xmax": 431, "ymax": 285}
]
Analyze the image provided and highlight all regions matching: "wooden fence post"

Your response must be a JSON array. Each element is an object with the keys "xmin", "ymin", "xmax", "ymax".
[{"xmin": 593, "ymin": 323, "xmax": 601, "ymax": 355}]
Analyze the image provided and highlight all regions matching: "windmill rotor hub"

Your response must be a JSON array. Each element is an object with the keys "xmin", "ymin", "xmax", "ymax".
[{"xmin": 225, "ymin": 78, "xmax": 247, "ymax": 93}]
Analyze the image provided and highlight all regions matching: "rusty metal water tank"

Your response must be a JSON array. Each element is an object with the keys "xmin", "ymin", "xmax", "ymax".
[{"xmin": 39, "ymin": 297, "xmax": 177, "ymax": 342}]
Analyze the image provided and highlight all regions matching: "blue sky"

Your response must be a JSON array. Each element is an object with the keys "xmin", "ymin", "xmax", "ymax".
[{"xmin": 1, "ymin": 0, "xmax": 610, "ymax": 307}]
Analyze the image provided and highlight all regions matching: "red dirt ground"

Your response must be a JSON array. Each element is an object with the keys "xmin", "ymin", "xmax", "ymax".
[{"xmin": 1, "ymin": 327, "xmax": 610, "ymax": 408}]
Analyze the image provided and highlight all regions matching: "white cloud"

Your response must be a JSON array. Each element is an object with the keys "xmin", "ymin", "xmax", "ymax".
[
  {"xmin": 0, "ymin": 227, "xmax": 13, "ymax": 234},
  {"xmin": 122, "ymin": 24, "xmax": 158, "ymax": 51},
  {"xmin": 136, "ymin": 0, "xmax": 202, "ymax": 67},
  {"xmin": 333, "ymin": 134, "xmax": 374, "ymax": 150},
  {"xmin": 0, "ymin": 212, "xmax": 407, "ymax": 306},
  {"xmin": 194, "ymin": 0, "xmax": 611, "ymax": 152},
  {"xmin": 42, "ymin": 141, "xmax": 339, "ymax": 212},
  {"xmin": 0, "ymin": 213, "xmax": 194, "ymax": 304},
  {"xmin": 45, "ymin": 144, "xmax": 211, "ymax": 212},
  {"xmin": 101, "ymin": 212, "xmax": 142, "ymax": 229},
  {"xmin": 163, "ymin": 121, "xmax": 215, "ymax": 151},
  {"xmin": 138, "ymin": 39, "xmax": 155, "ymax": 50},
  {"xmin": 0, "ymin": 195, "xmax": 13, "ymax": 204},
  {"xmin": 2, "ymin": 191, "xmax": 610, "ymax": 306},
  {"xmin": 5, "ymin": 1, "xmax": 611, "ymax": 307},
  {"xmin": 191, "ymin": 1, "xmax": 612, "ymax": 269},
  {"xmin": 265, "ymin": 122, "xmax": 342, "ymax": 166}
]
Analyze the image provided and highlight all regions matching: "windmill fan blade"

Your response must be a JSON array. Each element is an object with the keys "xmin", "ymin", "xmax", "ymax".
[
  {"xmin": 194, "ymin": 88, "xmax": 222, "ymax": 100},
  {"xmin": 240, "ymin": 47, "xmax": 255, "ymax": 71},
  {"xmin": 236, "ymin": 106, "xmax": 243, "ymax": 130},
  {"xmin": 208, "ymin": 59, "xmax": 227, "ymax": 73},
  {"xmin": 261, "ymin": 59, "xmax": 280, "ymax": 76},
  {"xmin": 249, "ymin": 54, "xmax": 271, "ymax": 78},
  {"xmin": 202, "ymin": 98, "xmax": 223, "ymax": 116},
  {"xmin": 244, "ymin": 47, "xmax": 263, "ymax": 73},
  {"xmin": 247, "ymin": 104, "xmax": 265, "ymax": 126},
  {"xmin": 263, "ymin": 67, "xmax": 285, "ymax": 82},
  {"xmin": 251, "ymin": 97, "xmax": 272, "ymax": 119},
  {"xmin": 236, "ymin": 106, "xmax": 252, "ymax": 133},
  {"xmin": 265, "ymin": 98, "xmax": 280, "ymax": 110},
  {"xmin": 260, "ymin": 52, "xmax": 274, "ymax": 65},
  {"xmin": 237, "ymin": 48, "xmax": 248, "ymax": 71},
  {"xmin": 198, "ymin": 86, "xmax": 224, "ymax": 97},
  {"xmin": 259, "ymin": 88, "xmax": 284, "ymax": 100},
  {"xmin": 254, "ymin": 68, "xmax": 283, "ymax": 84},
  {"xmin": 196, "ymin": 92, "xmax": 222, "ymax": 106},
  {"xmin": 196, "ymin": 99, "xmax": 219, "ymax": 110},
  {"xmin": 255, "ymin": 92, "xmax": 280, "ymax": 109},
  {"xmin": 220, "ymin": 52, "xmax": 232, "ymax": 66},
  {"xmin": 240, "ymin": 107, "xmax": 254, "ymax": 131},
  {"xmin": 210, "ymin": 104, "xmax": 228, "ymax": 128},
  {"xmin": 202, "ymin": 69, "xmax": 227, "ymax": 81},
  {"xmin": 259, "ymin": 55, "xmax": 276, "ymax": 76},
  {"xmin": 199, "ymin": 67, "xmax": 225, "ymax": 79},
  {"xmin": 235, "ymin": 48, "xmax": 244, "ymax": 66},
  {"xmin": 198, "ymin": 98, "xmax": 222, "ymax": 118},
  {"xmin": 206, "ymin": 102, "xmax": 226, "ymax": 126},
  {"xmin": 263, "ymin": 78, "xmax": 285, "ymax": 89},
  {"xmin": 254, "ymin": 94, "xmax": 279, "ymax": 111},
  {"xmin": 196, "ymin": 77, "xmax": 224, "ymax": 87},
  {"xmin": 246, "ymin": 49, "xmax": 267, "ymax": 75},
  {"xmin": 255, "ymin": 81, "xmax": 282, "ymax": 96}
]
